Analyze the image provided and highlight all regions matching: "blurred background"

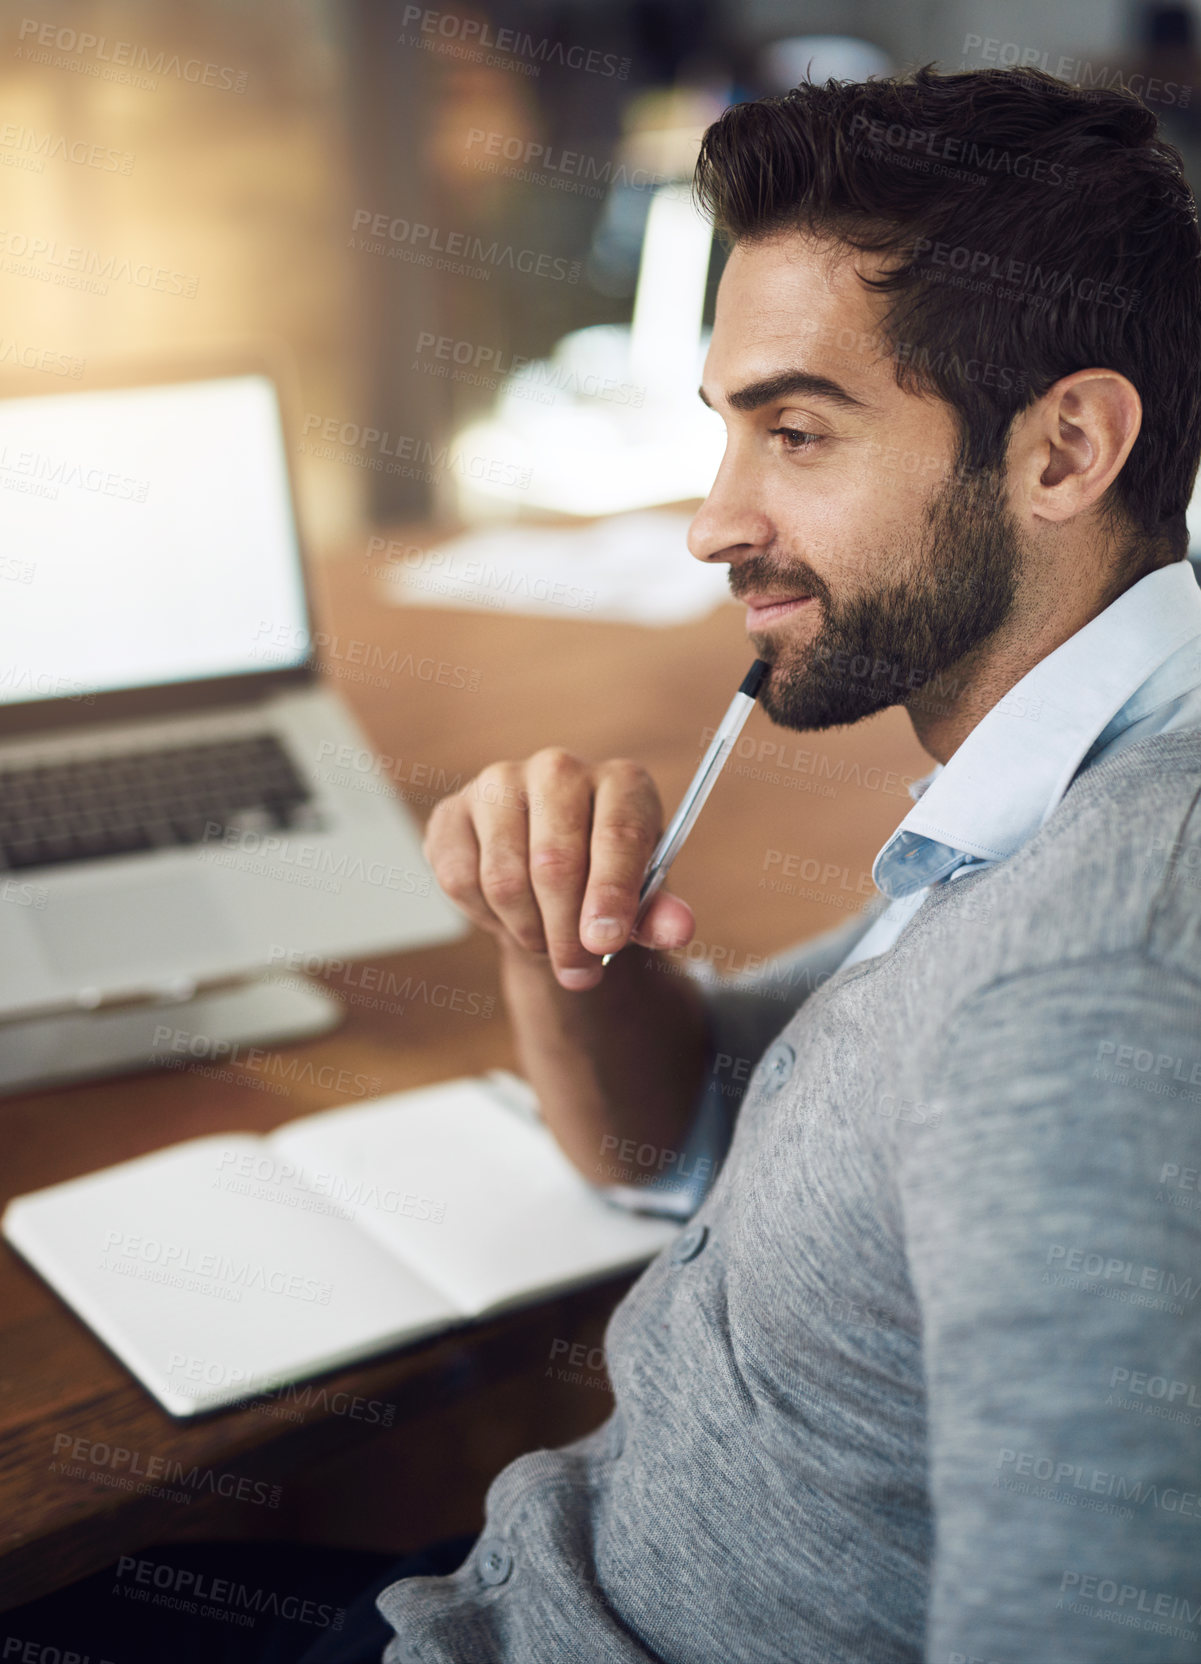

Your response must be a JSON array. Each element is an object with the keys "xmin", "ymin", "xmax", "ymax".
[
  {"xmin": 3, "ymin": 0, "xmax": 1200, "ymax": 559},
  {"xmin": 8, "ymin": 0, "xmax": 1201, "ymax": 1578}
]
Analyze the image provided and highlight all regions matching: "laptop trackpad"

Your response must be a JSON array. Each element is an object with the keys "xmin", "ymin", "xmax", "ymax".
[{"xmin": 35, "ymin": 875, "xmax": 237, "ymax": 979}]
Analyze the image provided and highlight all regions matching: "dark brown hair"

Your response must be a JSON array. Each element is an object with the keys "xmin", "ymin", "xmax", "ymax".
[{"xmin": 693, "ymin": 65, "xmax": 1201, "ymax": 567}]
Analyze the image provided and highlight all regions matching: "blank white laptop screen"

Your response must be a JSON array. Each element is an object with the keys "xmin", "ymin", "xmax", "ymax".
[{"xmin": 0, "ymin": 373, "xmax": 311, "ymax": 707}]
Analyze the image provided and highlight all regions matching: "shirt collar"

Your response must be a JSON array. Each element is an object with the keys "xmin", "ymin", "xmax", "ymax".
[{"xmin": 874, "ymin": 560, "xmax": 1201, "ymax": 899}]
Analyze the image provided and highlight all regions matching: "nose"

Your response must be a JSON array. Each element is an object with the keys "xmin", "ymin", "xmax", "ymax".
[{"xmin": 686, "ymin": 440, "xmax": 774, "ymax": 566}]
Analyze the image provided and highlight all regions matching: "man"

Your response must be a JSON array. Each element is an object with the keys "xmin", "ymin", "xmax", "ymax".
[
  {"xmin": 397, "ymin": 63, "xmax": 1201, "ymax": 1664},
  {"xmin": 15, "ymin": 61, "xmax": 1201, "ymax": 1664}
]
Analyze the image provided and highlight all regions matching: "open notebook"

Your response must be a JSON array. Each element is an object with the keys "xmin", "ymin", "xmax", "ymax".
[{"xmin": 2, "ymin": 1072, "xmax": 678, "ymax": 1417}]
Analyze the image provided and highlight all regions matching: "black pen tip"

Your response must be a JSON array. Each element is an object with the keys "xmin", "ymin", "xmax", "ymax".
[{"xmin": 739, "ymin": 658, "xmax": 771, "ymax": 699}]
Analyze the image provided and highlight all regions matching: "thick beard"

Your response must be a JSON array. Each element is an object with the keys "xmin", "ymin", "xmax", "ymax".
[{"xmin": 742, "ymin": 463, "xmax": 1025, "ymax": 732}]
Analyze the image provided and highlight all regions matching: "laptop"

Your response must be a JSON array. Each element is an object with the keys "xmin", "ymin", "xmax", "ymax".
[{"xmin": 0, "ymin": 354, "xmax": 466, "ymax": 1024}]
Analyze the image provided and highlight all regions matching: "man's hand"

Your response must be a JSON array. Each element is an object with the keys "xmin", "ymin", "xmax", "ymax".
[{"xmin": 423, "ymin": 749, "xmax": 696, "ymax": 990}]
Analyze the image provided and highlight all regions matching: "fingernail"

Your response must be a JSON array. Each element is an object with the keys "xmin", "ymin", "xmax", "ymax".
[
  {"xmin": 586, "ymin": 917, "xmax": 623, "ymax": 944},
  {"xmin": 558, "ymin": 968, "xmax": 598, "ymax": 990}
]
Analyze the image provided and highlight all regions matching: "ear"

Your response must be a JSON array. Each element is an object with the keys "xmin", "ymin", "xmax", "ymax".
[{"xmin": 1013, "ymin": 369, "xmax": 1142, "ymax": 527}]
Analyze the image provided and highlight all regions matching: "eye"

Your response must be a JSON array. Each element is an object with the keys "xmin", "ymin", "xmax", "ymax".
[{"xmin": 770, "ymin": 427, "xmax": 824, "ymax": 452}]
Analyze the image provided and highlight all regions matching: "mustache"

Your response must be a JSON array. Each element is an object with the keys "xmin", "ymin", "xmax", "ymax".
[{"xmin": 728, "ymin": 556, "xmax": 829, "ymax": 606}]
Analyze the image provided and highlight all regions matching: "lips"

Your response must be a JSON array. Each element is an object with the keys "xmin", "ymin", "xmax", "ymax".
[{"xmin": 743, "ymin": 593, "xmax": 814, "ymax": 626}]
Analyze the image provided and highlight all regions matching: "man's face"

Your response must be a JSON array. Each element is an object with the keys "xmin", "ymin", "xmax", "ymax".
[{"xmin": 689, "ymin": 232, "xmax": 1026, "ymax": 731}]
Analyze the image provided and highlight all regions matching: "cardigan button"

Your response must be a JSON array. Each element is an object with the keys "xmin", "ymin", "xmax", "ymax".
[
  {"xmin": 478, "ymin": 1539, "xmax": 513, "ymax": 1585},
  {"xmin": 757, "ymin": 1041, "xmax": 796, "ymax": 1095},
  {"xmin": 671, "ymin": 1222, "xmax": 709, "ymax": 1264}
]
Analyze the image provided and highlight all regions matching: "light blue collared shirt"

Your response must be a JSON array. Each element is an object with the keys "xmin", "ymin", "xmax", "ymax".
[
  {"xmin": 840, "ymin": 555, "xmax": 1201, "ymax": 967},
  {"xmin": 606, "ymin": 556, "xmax": 1201, "ymax": 1217}
]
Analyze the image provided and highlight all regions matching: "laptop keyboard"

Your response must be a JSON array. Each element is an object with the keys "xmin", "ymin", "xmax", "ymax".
[{"xmin": 0, "ymin": 733, "xmax": 316, "ymax": 871}]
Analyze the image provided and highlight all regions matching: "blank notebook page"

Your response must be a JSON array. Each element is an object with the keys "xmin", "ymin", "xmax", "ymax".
[
  {"xmin": 3, "ymin": 1134, "xmax": 458, "ymax": 1415},
  {"xmin": 268, "ymin": 1079, "xmax": 678, "ymax": 1315}
]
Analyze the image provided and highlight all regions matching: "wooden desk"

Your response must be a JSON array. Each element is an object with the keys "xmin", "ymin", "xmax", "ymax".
[{"xmin": 0, "ymin": 537, "xmax": 931, "ymax": 1608}]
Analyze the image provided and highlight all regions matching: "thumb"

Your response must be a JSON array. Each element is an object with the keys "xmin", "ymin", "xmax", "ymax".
[{"xmin": 630, "ymin": 890, "xmax": 695, "ymax": 951}]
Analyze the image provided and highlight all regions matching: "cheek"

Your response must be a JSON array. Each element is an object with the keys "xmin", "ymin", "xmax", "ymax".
[
  {"xmin": 767, "ymin": 436, "xmax": 951, "ymax": 578},
  {"xmin": 861, "ymin": 435, "xmax": 952, "ymax": 498},
  {"xmin": 770, "ymin": 473, "xmax": 890, "ymax": 582}
]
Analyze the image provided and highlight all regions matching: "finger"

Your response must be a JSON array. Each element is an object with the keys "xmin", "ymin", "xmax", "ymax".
[
  {"xmin": 422, "ymin": 773, "xmax": 523, "ymax": 941},
  {"xmin": 629, "ymin": 890, "xmax": 695, "ymax": 951},
  {"xmin": 525, "ymin": 749, "xmax": 599, "ymax": 985},
  {"xmin": 577, "ymin": 760, "xmax": 663, "ymax": 963},
  {"xmin": 467, "ymin": 764, "xmax": 549, "ymax": 952}
]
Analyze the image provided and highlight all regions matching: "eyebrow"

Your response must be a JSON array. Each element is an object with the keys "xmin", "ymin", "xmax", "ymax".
[{"xmin": 698, "ymin": 369, "xmax": 870, "ymax": 415}]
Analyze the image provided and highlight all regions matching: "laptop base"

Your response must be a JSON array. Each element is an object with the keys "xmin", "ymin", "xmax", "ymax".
[{"xmin": 0, "ymin": 975, "xmax": 343, "ymax": 1098}]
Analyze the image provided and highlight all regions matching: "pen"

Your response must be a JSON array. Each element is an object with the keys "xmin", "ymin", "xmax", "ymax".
[{"xmin": 600, "ymin": 658, "xmax": 771, "ymax": 966}]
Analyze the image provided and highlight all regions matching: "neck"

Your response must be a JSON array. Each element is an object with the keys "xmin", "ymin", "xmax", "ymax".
[{"xmin": 905, "ymin": 560, "xmax": 1131, "ymax": 765}]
